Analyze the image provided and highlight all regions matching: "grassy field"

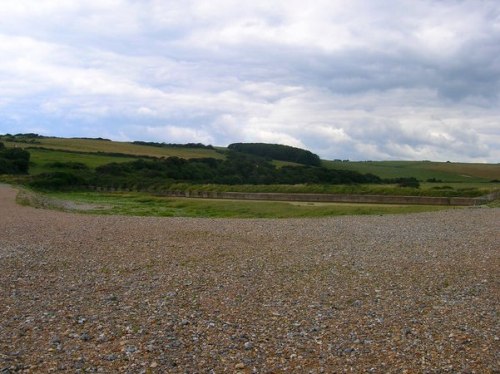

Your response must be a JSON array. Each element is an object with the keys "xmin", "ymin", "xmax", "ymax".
[
  {"xmin": 322, "ymin": 160, "xmax": 500, "ymax": 182},
  {"xmin": 2, "ymin": 137, "xmax": 223, "ymax": 159},
  {"xmin": 18, "ymin": 190, "xmax": 455, "ymax": 218},
  {"xmin": 166, "ymin": 182, "xmax": 494, "ymax": 197},
  {"xmin": 27, "ymin": 148, "xmax": 139, "ymax": 174},
  {"xmin": 2, "ymin": 136, "xmax": 224, "ymax": 176}
]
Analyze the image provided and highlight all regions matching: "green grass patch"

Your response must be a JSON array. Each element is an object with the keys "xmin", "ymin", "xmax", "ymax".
[
  {"xmin": 167, "ymin": 183, "xmax": 493, "ymax": 197},
  {"xmin": 30, "ymin": 190, "xmax": 455, "ymax": 218},
  {"xmin": 488, "ymin": 200, "xmax": 500, "ymax": 208},
  {"xmin": 322, "ymin": 160, "xmax": 500, "ymax": 182},
  {"xmin": 26, "ymin": 148, "xmax": 139, "ymax": 175},
  {"xmin": 3, "ymin": 138, "xmax": 224, "ymax": 159}
]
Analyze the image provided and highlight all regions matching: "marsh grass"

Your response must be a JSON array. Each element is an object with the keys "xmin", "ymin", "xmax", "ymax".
[
  {"xmin": 167, "ymin": 182, "xmax": 492, "ymax": 197},
  {"xmin": 487, "ymin": 199, "xmax": 500, "ymax": 208},
  {"xmin": 32, "ymin": 190, "xmax": 454, "ymax": 218}
]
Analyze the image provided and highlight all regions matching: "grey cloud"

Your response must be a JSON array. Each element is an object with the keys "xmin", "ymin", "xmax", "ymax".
[{"xmin": 0, "ymin": 0, "xmax": 499, "ymax": 162}]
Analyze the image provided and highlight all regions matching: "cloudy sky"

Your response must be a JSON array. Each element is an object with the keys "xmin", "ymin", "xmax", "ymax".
[{"xmin": 0, "ymin": 0, "xmax": 499, "ymax": 162}]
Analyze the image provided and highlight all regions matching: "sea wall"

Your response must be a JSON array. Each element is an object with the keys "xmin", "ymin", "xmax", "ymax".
[
  {"xmin": 156, "ymin": 190, "xmax": 491, "ymax": 206},
  {"xmin": 86, "ymin": 186, "xmax": 497, "ymax": 206}
]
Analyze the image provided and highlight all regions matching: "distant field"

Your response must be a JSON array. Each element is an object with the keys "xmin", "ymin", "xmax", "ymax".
[
  {"xmin": 27, "ymin": 148, "xmax": 138, "ymax": 175},
  {"xmin": 3, "ymin": 137, "xmax": 224, "ymax": 160},
  {"xmin": 323, "ymin": 160, "xmax": 500, "ymax": 182},
  {"xmin": 3, "ymin": 136, "xmax": 225, "ymax": 177}
]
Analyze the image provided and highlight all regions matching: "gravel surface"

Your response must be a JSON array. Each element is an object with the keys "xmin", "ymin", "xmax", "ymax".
[{"xmin": 0, "ymin": 185, "xmax": 498, "ymax": 373}]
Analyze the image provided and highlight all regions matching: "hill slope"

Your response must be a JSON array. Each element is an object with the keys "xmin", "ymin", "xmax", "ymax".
[
  {"xmin": 0, "ymin": 136, "xmax": 223, "ymax": 160},
  {"xmin": 323, "ymin": 160, "xmax": 500, "ymax": 183},
  {"xmin": 1, "ymin": 134, "xmax": 499, "ymax": 182}
]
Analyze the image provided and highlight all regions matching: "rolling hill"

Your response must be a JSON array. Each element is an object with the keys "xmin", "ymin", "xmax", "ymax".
[{"xmin": 1, "ymin": 134, "xmax": 499, "ymax": 184}]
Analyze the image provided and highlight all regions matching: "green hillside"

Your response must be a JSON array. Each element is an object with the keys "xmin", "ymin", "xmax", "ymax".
[
  {"xmin": 323, "ymin": 160, "xmax": 500, "ymax": 183},
  {"xmin": 26, "ymin": 148, "xmax": 139, "ymax": 175},
  {"xmin": 1, "ymin": 136, "xmax": 223, "ymax": 160},
  {"xmin": 1, "ymin": 134, "xmax": 499, "ymax": 193},
  {"xmin": 2, "ymin": 134, "xmax": 498, "ymax": 217}
]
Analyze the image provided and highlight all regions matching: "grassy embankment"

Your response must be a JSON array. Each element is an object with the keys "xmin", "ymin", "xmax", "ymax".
[{"xmin": 162, "ymin": 182, "xmax": 493, "ymax": 197}]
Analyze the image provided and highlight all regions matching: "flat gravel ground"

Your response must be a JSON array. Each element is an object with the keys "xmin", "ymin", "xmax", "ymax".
[{"xmin": 0, "ymin": 185, "xmax": 498, "ymax": 373}]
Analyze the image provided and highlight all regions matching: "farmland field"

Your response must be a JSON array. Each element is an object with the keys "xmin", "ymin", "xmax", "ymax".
[
  {"xmin": 2, "ymin": 137, "xmax": 223, "ymax": 159},
  {"xmin": 323, "ymin": 160, "xmax": 500, "ymax": 182},
  {"xmin": 26, "ymin": 148, "xmax": 139, "ymax": 174}
]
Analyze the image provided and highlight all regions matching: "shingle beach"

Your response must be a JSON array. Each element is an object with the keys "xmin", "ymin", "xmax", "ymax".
[{"xmin": 1, "ymin": 185, "xmax": 498, "ymax": 373}]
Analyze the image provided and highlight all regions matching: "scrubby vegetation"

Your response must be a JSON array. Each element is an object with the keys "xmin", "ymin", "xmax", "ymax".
[
  {"xmin": 45, "ymin": 161, "xmax": 90, "ymax": 170},
  {"xmin": 132, "ymin": 141, "xmax": 214, "ymax": 149},
  {"xmin": 386, "ymin": 177, "xmax": 420, "ymax": 188},
  {"xmin": 32, "ymin": 190, "xmax": 450, "ymax": 218},
  {"xmin": 0, "ymin": 142, "xmax": 31, "ymax": 174},
  {"xmin": 29, "ymin": 151, "xmax": 381, "ymax": 190},
  {"xmin": 1, "ymin": 135, "xmax": 497, "ymax": 200},
  {"xmin": 30, "ymin": 171, "xmax": 86, "ymax": 190}
]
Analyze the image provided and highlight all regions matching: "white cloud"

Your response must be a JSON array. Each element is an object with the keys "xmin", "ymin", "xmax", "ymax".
[
  {"xmin": 0, "ymin": 0, "xmax": 498, "ymax": 162},
  {"xmin": 133, "ymin": 125, "xmax": 215, "ymax": 145}
]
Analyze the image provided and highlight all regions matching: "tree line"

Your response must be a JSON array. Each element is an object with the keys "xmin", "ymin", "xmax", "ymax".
[
  {"xmin": 228, "ymin": 143, "xmax": 321, "ymax": 166},
  {"xmin": 0, "ymin": 140, "xmax": 422, "ymax": 190},
  {"xmin": 30, "ymin": 151, "xmax": 383, "ymax": 190},
  {"xmin": 132, "ymin": 141, "xmax": 215, "ymax": 149}
]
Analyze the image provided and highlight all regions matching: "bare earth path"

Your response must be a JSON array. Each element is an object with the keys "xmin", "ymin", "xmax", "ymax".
[{"xmin": 0, "ymin": 185, "xmax": 498, "ymax": 373}]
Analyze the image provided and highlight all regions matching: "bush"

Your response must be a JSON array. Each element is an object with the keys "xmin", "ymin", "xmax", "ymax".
[
  {"xmin": 132, "ymin": 141, "xmax": 214, "ymax": 149},
  {"xmin": 30, "ymin": 172, "xmax": 86, "ymax": 190},
  {"xmin": 427, "ymin": 178, "xmax": 443, "ymax": 183},
  {"xmin": 432, "ymin": 185, "xmax": 453, "ymax": 190},
  {"xmin": 46, "ymin": 161, "xmax": 89, "ymax": 170},
  {"xmin": 0, "ymin": 147, "xmax": 30, "ymax": 174},
  {"xmin": 398, "ymin": 177, "xmax": 420, "ymax": 188},
  {"xmin": 90, "ymin": 154, "xmax": 381, "ymax": 187}
]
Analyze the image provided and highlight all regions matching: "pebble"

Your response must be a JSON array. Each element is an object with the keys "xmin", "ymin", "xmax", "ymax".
[
  {"xmin": 124, "ymin": 346, "xmax": 137, "ymax": 354},
  {"xmin": 80, "ymin": 332, "xmax": 91, "ymax": 341},
  {"xmin": 103, "ymin": 354, "xmax": 118, "ymax": 361},
  {"xmin": 0, "ymin": 185, "xmax": 498, "ymax": 373}
]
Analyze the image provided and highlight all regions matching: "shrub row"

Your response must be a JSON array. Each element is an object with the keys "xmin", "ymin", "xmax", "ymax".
[
  {"xmin": 0, "ymin": 143, "xmax": 30, "ymax": 174},
  {"xmin": 29, "ymin": 151, "xmax": 382, "ymax": 190}
]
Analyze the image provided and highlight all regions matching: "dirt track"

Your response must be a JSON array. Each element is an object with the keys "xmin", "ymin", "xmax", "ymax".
[{"xmin": 0, "ymin": 185, "xmax": 498, "ymax": 373}]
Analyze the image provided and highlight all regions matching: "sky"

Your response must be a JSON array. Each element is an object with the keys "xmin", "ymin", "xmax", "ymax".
[{"xmin": 0, "ymin": 0, "xmax": 499, "ymax": 162}]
